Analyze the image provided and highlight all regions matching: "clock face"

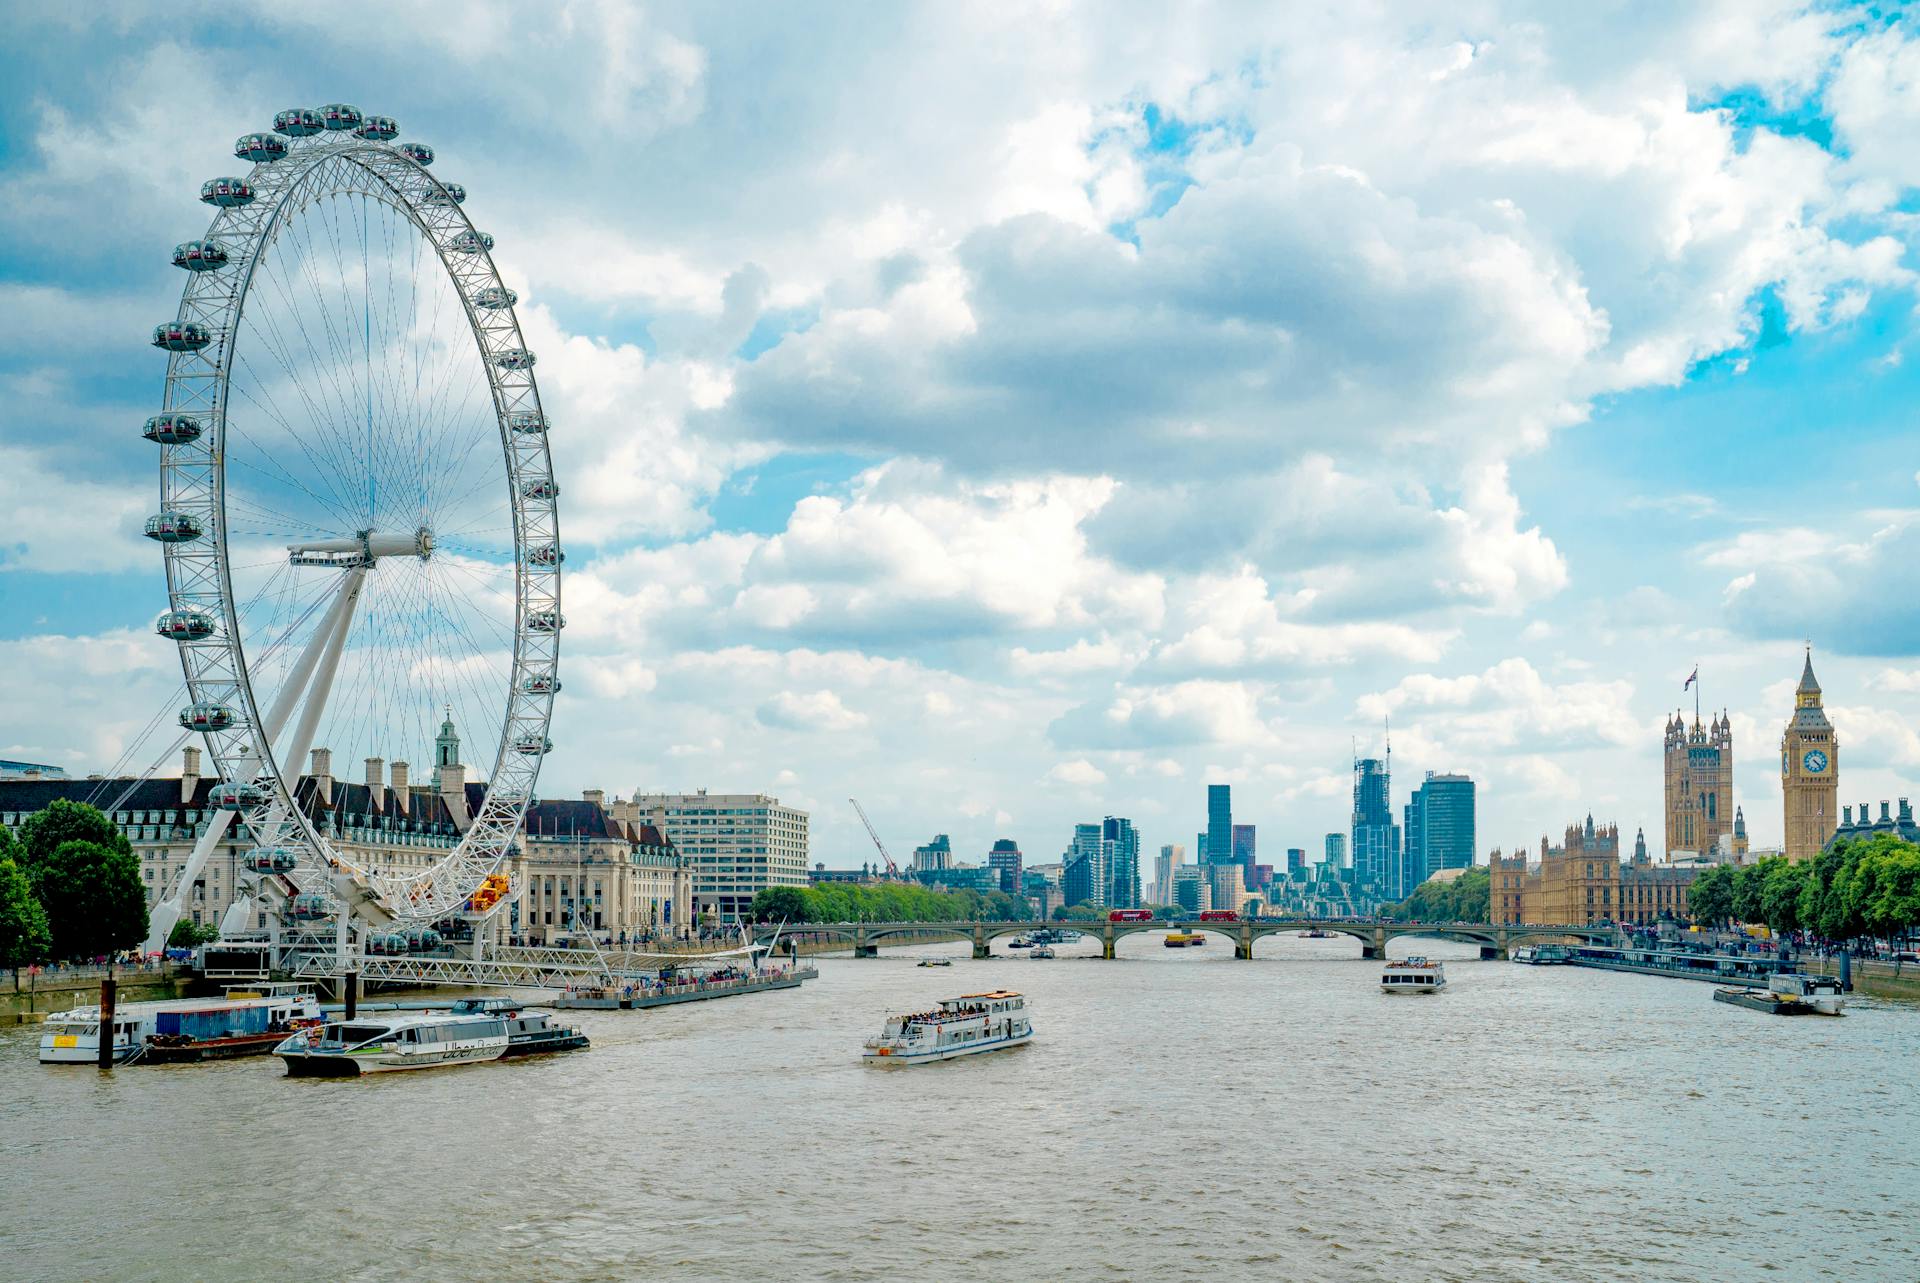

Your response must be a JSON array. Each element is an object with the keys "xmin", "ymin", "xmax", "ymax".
[{"xmin": 1802, "ymin": 749, "xmax": 1828, "ymax": 774}]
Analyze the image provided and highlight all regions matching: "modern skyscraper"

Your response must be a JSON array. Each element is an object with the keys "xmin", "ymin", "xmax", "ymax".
[
  {"xmin": 1209, "ymin": 862, "xmax": 1246, "ymax": 915},
  {"xmin": 1351, "ymin": 756, "xmax": 1400, "ymax": 900},
  {"xmin": 1664, "ymin": 691, "xmax": 1733, "ymax": 855},
  {"xmin": 1286, "ymin": 848, "xmax": 1306, "ymax": 877},
  {"xmin": 1103, "ymin": 815, "xmax": 1141, "ymax": 908},
  {"xmin": 1062, "ymin": 822, "xmax": 1106, "ymax": 907},
  {"xmin": 1231, "ymin": 823, "xmax": 1256, "ymax": 883},
  {"xmin": 987, "ymin": 839, "xmax": 1023, "ymax": 894},
  {"xmin": 1781, "ymin": 649, "xmax": 1839, "ymax": 861},
  {"xmin": 1206, "ymin": 785, "xmax": 1232, "ymax": 866},
  {"xmin": 1324, "ymin": 832, "xmax": 1347, "ymax": 870},
  {"xmin": 911, "ymin": 833, "xmax": 953, "ymax": 873},
  {"xmin": 1405, "ymin": 772, "xmax": 1476, "ymax": 886},
  {"xmin": 1152, "ymin": 843, "xmax": 1184, "ymax": 906}
]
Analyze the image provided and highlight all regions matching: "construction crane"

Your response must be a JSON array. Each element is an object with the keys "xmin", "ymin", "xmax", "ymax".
[{"xmin": 849, "ymin": 798, "xmax": 900, "ymax": 879}]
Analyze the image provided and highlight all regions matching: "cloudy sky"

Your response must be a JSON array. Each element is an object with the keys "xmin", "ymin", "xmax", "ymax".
[{"xmin": 4, "ymin": 2, "xmax": 1920, "ymax": 871}]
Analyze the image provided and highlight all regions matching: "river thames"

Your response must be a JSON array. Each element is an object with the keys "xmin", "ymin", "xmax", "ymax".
[{"xmin": 3, "ymin": 935, "xmax": 1916, "ymax": 1282}]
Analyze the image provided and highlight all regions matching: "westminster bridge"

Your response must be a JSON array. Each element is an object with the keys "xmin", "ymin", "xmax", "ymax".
[{"xmin": 755, "ymin": 918, "xmax": 1616, "ymax": 961}]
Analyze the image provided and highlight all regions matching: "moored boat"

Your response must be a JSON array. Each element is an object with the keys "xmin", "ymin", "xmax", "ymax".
[
  {"xmin": 274, "ymin": 1011, "xmax": 511, "ymax": 1076},
  {"xmin": 452, "ymin": 997, "xmax": 591, "ymax": 1056},
  {"xmin": 1714, "ymin": 987, "xmax": 1810, "ymax": 1015},
  {"xmin": 1164, "ymin": 930, "xmax": 1205, "ymax": 947},
  {"xmin": 1381, "ymin": 957, "xmax": 1446, "ymax": 994},
  {"xmin": 140, "ymin": 984, "xmax": 324, "ymax": 1063},
  {"xmin": 862, "ymin": 990, "xmax": 1032, "ymax": 1066},
  {"xmin": 1769, "ymin": 972, "xmax": 1846, "ymax": 1016}
]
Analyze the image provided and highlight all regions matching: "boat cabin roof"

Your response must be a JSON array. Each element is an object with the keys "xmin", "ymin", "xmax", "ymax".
[{"xmin": 959, "ymin": 990, "xmax": 1022, "ymax": 1000}]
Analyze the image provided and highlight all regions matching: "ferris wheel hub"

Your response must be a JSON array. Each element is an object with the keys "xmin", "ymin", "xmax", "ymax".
[{"xmin": 286, "ymin": 527, "xmax": 433, "ymax": 567}]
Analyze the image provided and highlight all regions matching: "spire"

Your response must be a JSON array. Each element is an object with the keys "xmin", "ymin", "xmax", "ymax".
[{"xmin": 1798, "ymin": 646, "xmax": 1821, "ymax": 697}]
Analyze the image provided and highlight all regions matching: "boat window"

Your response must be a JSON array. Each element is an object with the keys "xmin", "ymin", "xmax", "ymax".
[{"xmin": 338, "ymin": 1024, "xmax": 391, "ymax": 1044}]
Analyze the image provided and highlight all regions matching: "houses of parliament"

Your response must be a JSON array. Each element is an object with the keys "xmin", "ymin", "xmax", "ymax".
[
  {"xmin": 1493, "ymin": 653, "xmax": 1846, "ymax": 927},
  {"xmin": 1663, "ymin": 649, "xmax": 1839, "ymax": 863}
]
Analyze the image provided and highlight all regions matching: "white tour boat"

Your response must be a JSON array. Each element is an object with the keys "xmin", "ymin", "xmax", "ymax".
[
  {"xmin": 1769, "ymin": 971, "xmax": 1847, "ymax": 1016},
  {"xmin": 274, "ymin": 1011, "xmax": 511, "ymax": 1076},
  {"xmin": 1381, "ymin": 957, "xmax": 1447, "ymax": 994},
  {"xmin": 863, "ymin": 990, "xmax": 1033, "ymax": 1066}
]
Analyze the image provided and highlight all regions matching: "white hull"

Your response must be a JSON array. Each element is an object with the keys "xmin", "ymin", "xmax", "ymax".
[
  {"xmin": 278, "ymin": 1038, "xmax": 507, "ymax": 1075},
  {"xmin": 863, "ymin": 1029, "xmax": 1033, "ymax": 1066},
  {"xmin": 38, "ymin": 1038, "xmax": 141, "ymax": 1065},
  {"xmin": 1380, "ymin": 982, "xmax": 1445, "ymax": 993}
]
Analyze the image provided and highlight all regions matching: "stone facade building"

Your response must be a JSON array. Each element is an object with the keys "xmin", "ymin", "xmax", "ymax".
[
  {"xmin": 1490, "ymin": 816, "xmax": 1696, "ymax": 927},
  {"xmin": 631, "ymin": 790, "xmax": 809, "ymax": 924},
  {"xmin": 1664, "ymin": 708, "xmax": 1733, "ymax": 857},
  {"xmin": 505, "ymin": 792, "xmax": 693, "ymax": 946}
]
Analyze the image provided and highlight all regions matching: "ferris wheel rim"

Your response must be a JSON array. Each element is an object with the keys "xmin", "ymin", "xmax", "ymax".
[{"xmin": 151, "ymin": 119, "xmax": 561, "ymax": 925}]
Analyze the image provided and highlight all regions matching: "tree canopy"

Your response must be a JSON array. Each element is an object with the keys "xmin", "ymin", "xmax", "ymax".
[
  {"xmin": 16, "ymin": 799, "xmax": 130, "ymax": 873},
  {"xmin": 1686, "ymin": 837, "xmax": 1920, "ymax": 942},
  {"xmin": 749, "ymin": 882, "xmax": 1032, "ymax": 924},
  {"xmin": 0, "ymin": 854, "xmax": 51, "ymax": 976},
  {"xmin": 34, "ymin": 839, "xmax": 148, "ymax": 960},
  {"xmin": 1385, "ymin": 866, "xmax": 1490, "ymax": 923}
]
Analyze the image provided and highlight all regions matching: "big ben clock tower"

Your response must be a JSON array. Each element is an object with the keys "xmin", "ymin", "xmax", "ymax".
[{"xmin": 1781, "ymin": 648, "xmax": 1838, "ymax": 861}]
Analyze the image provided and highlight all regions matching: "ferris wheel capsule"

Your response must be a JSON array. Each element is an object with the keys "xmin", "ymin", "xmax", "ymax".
[
  {"xmin": 507, "ymin": 411, "xmax": 549, "ymax": 434},
  {"xmin": 144, "ymin": 511, "xmax": 204, "ymax": 543},
  {"xmin": 450, "ymin": 229, "xmax": 494, "ymax": 254},
  {"xmin": 211, "ymin": 782, "xmax": 269, "ymax": 811},
  {"xmin": 172, "ymin": 240, "xmax": 229, "ymax": 272},
  {"xmin": 155, "ymin": 608, "xmax": 216, "ymax": 642},
  {"xmin": 493, "ymin": 348, "xmax": 535, "ymax": 371},
  {"xmin": 245, "ymin": 847, "xmax": 299, "ymax": 873},
  {"xmin": 178, "ymin": 701, "xmax": 235, "ymax": 732},
  {"xmin": 288, "ymin": 893, "xmax": 330, "ymax": 920},
  {"xmin": 527, "ymin": 544, "xmax": 564, "ymax": 567},
  {"xmin": 521, "ymin": 477, "xmax": 559, "ymax": 500},
  {"xmin": 273, "ymin": 108, "xmax": 324, "ymax": 138},
  {"xmin": 473, "ymin": 286, "xmax": 517, "ymax": 310},
  {"xmin": 424, "ymin": 181, "xmax": 465, "ymax": 206},
  {"xmin": 522, "ymin": 674, "xmax": 560, "ymax": 695},
  {"xmin": 320, "ymin": 103, "xmax": 363, "ymax": 132},
  {"xmin": 199, "ymin": 177, "xmax": 255, "ymax": 207},
  {"xmin": 152, "ymin": 321, "xmax": 212, "ymax": 352},
  {"xmin": 397, "ymin": 142, "xmax": 434, "ymax": 166},
  {"xmin": 142, "ymin": 414, "xmax": 203, "ymax": 445},
  {"xmin": 234, "ymin": 132, "xmax": 288, "ymax": 163},
  {"xmin": 513, "ymin": 735, "xmax": 554, "ymax": 756},
  {"xmin": 526, "ymin": 610, "xmax": 565, "ymax": 633},
  {"xmin": 354, "ymin": 114, "xmax": 399, "ymax": 141}
]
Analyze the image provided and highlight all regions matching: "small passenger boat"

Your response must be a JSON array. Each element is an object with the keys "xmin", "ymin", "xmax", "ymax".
[
  {"xmin": 1297, "ymin": 929, "xmax": 1334, "ymax": 938},
  {"xmin": 1029, "ymin": 945, "xmax": 1056, "ymax": 959},
  {"xmin": 1164, "ymin": 930, "xmax": 1205, "ymax": 948},
  {"xmin": 1381, "ymin": 957, "xmax": 1446, "ymax": 994},
  {"xmin": 274, "ymin": 1012, "xmax": 511, "ymax": 1076},
  {"xmin": 863, "ymin": 990, "xmax": 1032, "ymax": 1066},
  {"xmin": 918, "ymin": 957, "xmax": 954, "ymax": 967}
]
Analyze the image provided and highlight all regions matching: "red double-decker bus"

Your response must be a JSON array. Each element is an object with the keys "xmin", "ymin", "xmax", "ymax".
[
  {"xmin": 1198, "ymin": 910, "xmax": 1239, "ymax": 922},
  {"xmin": 1108, "ymin": 909, "xmax": 1152, "ymax": 922}
]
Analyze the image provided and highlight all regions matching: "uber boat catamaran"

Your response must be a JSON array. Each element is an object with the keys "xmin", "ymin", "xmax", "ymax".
[
  {"xmin": 863, "ymin": 990, "xmax": 1033, "ymax": 1066},
  {"xmin": 274, "ymin": 1011, "xmax": 512, "ymax": 1076}
]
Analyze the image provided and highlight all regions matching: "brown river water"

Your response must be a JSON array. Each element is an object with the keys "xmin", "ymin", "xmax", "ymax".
[{"xmin": 3, "ymin": 934, "xmax": 1916, "ymax": 1282}]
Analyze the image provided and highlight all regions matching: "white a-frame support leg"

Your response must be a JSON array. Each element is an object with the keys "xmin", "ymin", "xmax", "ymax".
[{"xmin": 144, "ymin": 569, "xmax": 367, "ymax": 954}]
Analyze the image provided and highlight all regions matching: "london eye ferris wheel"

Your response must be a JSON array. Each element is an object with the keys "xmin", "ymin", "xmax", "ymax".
[{"xmin": 144, "ymin": 103, "xmax": 560, "ymax": 944}]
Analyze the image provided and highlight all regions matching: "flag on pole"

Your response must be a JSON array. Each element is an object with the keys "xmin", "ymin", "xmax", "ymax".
[{"xmin": 1683, "ymin": 666, "xmax": 1698, "ymax": 691}]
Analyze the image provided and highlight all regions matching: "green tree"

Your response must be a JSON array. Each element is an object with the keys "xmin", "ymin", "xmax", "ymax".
[
  {"xmin": 749, "ymin": 886, "xmax": 813, "ymax": 923},
  {"xmin": 1759, "ymin": 858, "xmax": 1808, "ymax": 934},
  {"xmin": 0, "ymin": 853, "xmax": 52, "ymax": 981},
  {"xmin": 1386, "ymin": 867, "xmax": 1491, "ymax": 923},
  {"xmin": 33, "ymin": 840, "xmax": 148, "ymax": 961},
  {"xmin": 1687, "ymin": 863, "xmax": 1734, "ymax": 927},
  {"xmin": 167, "ymin": 918, "xmax": 220, "ymax": 948},
  {"xmin": 17, "ymin": 799, "xmax": 130, "ymax": 875}
]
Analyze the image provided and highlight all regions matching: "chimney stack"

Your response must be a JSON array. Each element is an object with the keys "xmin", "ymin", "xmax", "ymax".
[
  {"xmin": 391, "ymin": 761, "xmax": 410, "ymax": 814},
  {"xmin": 439, "ymin": 760, "xmax": 469, "ymax": 831},
  {"xmin": 310, "ymin": 748, "xmax": 333, "ymax": 806},
  {"xmin": 583, "ymin": 788, "xmax": 606, "ymax": 808},
  {"xmin": 365, "ymin": 757, "xmax": 385, "ymax": 811},
  {"xmin": 181, "ymin": 745, "xmax": 202, "ymax": 805}
]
